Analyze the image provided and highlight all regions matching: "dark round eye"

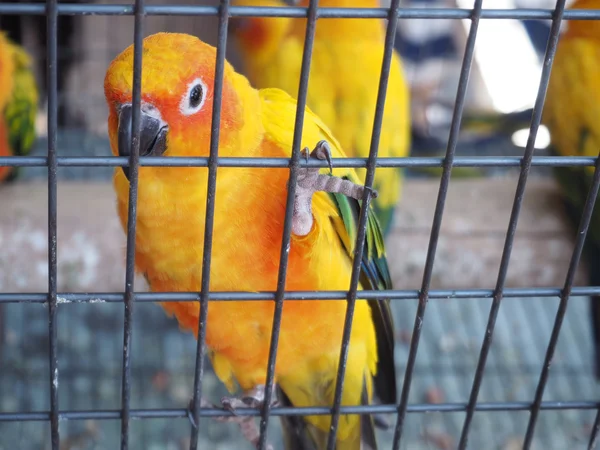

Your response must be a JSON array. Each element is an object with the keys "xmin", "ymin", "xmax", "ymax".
[{"xmin": 189, "ymin": 84, "xmax": 203, "ymax": 109}]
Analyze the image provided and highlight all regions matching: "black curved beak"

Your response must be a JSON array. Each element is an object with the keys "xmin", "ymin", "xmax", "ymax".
[{"xmin": 118, "ymin": 103, "xmax": 168, "ymax": 180}]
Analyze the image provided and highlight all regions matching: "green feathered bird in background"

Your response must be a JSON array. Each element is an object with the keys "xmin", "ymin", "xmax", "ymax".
[{"xmin": 0, "ymin": 31, "xmax": 38, "ymax": 183}]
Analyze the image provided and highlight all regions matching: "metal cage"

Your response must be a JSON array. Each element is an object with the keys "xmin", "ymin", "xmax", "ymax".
[{"xmin": 0, "ymin": 0, "xmax": 599, "ymax": 449}]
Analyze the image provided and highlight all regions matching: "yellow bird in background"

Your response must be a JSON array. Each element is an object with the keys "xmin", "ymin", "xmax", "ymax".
[
  {"xmin": 230, "ymin": 0, "xmax": 411, "ymax": 236},
  {"xmin": 543, "ymin": 0, "xmax": 600, "ymax": 381}
]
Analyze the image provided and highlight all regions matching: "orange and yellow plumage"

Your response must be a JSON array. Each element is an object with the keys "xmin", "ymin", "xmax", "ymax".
[
  {"xmin": 230, "ymin": 0, "xmax": 411, "ymax": 235},
  {"xmin": 104, "ymin": 32, "xmax": 395, "ymax": 449}
]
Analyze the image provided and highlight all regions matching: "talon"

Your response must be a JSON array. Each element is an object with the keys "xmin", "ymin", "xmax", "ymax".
[
  {"xmin": 220, "ymin": 384, "xmax": 273, "ymax": 412},
  {"xmin": 187, "ymin": 401, "xmax": 197, "ymax": 429},
  {"xmin": 186, "ymin": 396, "xmax": 217, "ymax": 429},
  {"xmin": 217, "ymin": 385, "xmax": 277, "ymax": 450},
  {"xmin": 311, "ymin": 140, "xmax": 333, "ymax": 174},
  {"xmin": 302, "ymin": 146, "xmax": 310, "ymax": 164},
  {"xmin": 220, "ymin": 397, "xmax": 239, "ymax": 415},
  {"xmin": 363, "ymin": 185, "xmax": 378, "ymax": 199}
]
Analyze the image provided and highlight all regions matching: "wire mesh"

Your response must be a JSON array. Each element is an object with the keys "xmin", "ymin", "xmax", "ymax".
[{"xmin": 1, "ymin": 1, "xmax": 600, "ymax": 450}]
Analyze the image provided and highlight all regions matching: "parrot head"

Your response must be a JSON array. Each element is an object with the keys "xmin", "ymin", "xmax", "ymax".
[
  {"xmin": 104, "ymin": 32, "xmax": 261, "ymax": 181},
  {"xmin": 230, "ymin": 0, "xmax": 295, "ymax": 62}
]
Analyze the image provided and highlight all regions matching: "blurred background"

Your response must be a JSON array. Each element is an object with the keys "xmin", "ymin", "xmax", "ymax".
[{"xmin": 1, "ymin": 0, "xmax": 598, "ymax": 449}]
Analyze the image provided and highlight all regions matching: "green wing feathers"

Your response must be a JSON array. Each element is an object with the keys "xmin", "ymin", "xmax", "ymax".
[
  {"xmin": 329, "ymin": 186, "xmax": 396, "ymax": 406},
  {"xmin": 5, "ymin": 38, "xmax": 38, "ymax": 157}
]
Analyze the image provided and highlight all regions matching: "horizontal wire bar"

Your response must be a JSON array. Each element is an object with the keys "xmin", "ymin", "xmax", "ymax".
[
  {"xmin": 1, "ymin": 4, "xmax": 600, "ymax": 19},
  {"xmin": 2, "ymin": 287, "xmax": 600, "ymax": 304},
  {"xmin": 2, "ymin": 363, "xmax": 593, "ymax": 379},
  {"xmin": 0, "ymin": 155, "xmax": 597, "ymax": 168},
  {"xmin": 1, "ymin": 400, "xmax": 599, "ymax": 423}
]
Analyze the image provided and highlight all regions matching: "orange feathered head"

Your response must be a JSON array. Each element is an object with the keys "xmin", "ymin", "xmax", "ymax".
[
  {"xmin": 230, "ymin": 0, "xmax": 294, "ymax": 61},
  {"xmin": 104, "ymin": 32, "xmax": 260, "ymax": 180}
]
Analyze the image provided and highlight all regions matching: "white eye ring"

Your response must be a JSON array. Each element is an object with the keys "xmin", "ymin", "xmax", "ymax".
[{"xmin": 179, "ymin": 78, "xmax": 207, "ymax": 116}]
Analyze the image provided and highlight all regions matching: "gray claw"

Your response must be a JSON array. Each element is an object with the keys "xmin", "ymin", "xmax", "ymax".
[
  {"xmin": 302, "ymin": 146, "xmax": 310, "ymax": 165},
  {"xmin": 187, "ymin": 396, "xmax": 218, "ymax": 429},
  {"xmin": 363, "ymin": 185, "xmax": 379, "ymax": 199},
  {"xmin": 312, "ymin": 140, "xmax": 333, "ymax": 174}
]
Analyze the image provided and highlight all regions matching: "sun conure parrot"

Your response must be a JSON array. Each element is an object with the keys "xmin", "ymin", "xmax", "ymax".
[
  {"xmin": 229, "ymin": 0, "xmax": 411, "ymax": 236},
  {"xmin": 543, "ymin": 0, "xmax": 600, "ymax": 381},
  {"xmin": 104, "ymin": 32, "xmax": 396, "ymax": 450},
  {"xmin": 0, "ymin": 31, "xmax": 38, "ymax": 183}
]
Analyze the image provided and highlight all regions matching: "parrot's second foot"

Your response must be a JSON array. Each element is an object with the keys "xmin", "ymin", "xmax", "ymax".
[
  {"xmin": 220, "ymin": 384, "xmax": 277, "ymax": 411},
  {"xmin": 219, "ymin": 385, "xmax": 278, "ymax": 450},
  {"xmin": 292, "ymin": 140, "xmax": 378, "ymax": 236},
  {"xmin": 185, "ymin": 388, "xmax": 276, "ymax": 450}
]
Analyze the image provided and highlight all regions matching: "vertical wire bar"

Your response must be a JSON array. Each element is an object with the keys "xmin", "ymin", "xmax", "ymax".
[
  {"xmin": 187, "ymin": 1, "xmax": 229, "ymax": 448},
  {"xmin": 255, "ymin": 1, "xmax": 319, "ymax": 449},
  {"xmin": 589, "ymin": 410, "xmax": 600, "ymax": 450},
  {"xmin": 391, "ymin": 0, "xmax": 483, "ymax": 446},
  {"xmin": 119, "ymin": 0, "xmax": 145, "ymax": 446},
  {"xmin": 324, "ymin": 1, "xmax": 400, "ymax": 448},
  {"xmin": 46, "ymin": 0, "xmax": 59, "ymax": 447},
  {"xmin": 458, "ymin": 1, "xmax": 567, "ymax": 448}
]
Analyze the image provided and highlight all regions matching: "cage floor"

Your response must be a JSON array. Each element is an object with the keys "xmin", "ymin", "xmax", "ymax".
[{"xmin": 0, "ymin": 295, "xmax": 596, "ymax": 450}]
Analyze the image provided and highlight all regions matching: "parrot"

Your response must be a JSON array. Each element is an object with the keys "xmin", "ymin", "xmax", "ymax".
[
  {"xmin": 229, "ymin": 0, "xmax": 411, "ymax": 236},
  {"xmin": 0, "ymin": 31, "xmax": 38, "ymax": 183},
  {"xmin": 543, "ymin": 0, "xmax": 600, "ymax": 381},
  {"xmin": 104, "ymin": 32, "xmax": 397, "ymax": 450}
]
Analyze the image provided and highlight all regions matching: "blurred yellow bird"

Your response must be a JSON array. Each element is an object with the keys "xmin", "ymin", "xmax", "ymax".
[
  {"xmin": 543, "ymin": 0, "xmax": 600, "ymax": 381},
  {"xmin": 230, "ymin": 0, "xmax": 411, "ymax": 235},
  {"xmin": 104, "ymin": 32, "xmax": 396, "ymax": 450}
]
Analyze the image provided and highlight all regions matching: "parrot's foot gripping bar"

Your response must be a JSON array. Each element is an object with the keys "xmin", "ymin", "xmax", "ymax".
[
  {"xmin": 293, "ymin": 140, "xmax": 378, "ymax": 236},
  {"xmin": 186, "ymin": 385, "xmax": 276, "ymax": 450}
]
